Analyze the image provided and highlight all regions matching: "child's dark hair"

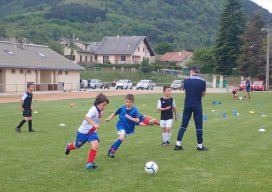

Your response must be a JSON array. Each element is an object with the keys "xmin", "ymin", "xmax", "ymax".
[
  {"xmin": 125, "ymin": 94, "xmax": 134, "ymax": 102},
  {"xmin": 163, "ymin": 86, "xmax": 171, "ymax": 92},
  {"xmin": 94, "ymin": 93, "xmax": 109, "ymax": 105},
  {"xmin": 27, "ymin": 83, "xmax": 34, "ymax": 88}
]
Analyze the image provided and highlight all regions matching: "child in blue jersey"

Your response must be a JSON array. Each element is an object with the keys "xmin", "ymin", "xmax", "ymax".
[
  {"xmin": 64, "ymin": 93, "xmax": 109, "ymax": 169},
  {"xmin": 105, "ymin": 94, "xmax": 140, "ymax": 158}
]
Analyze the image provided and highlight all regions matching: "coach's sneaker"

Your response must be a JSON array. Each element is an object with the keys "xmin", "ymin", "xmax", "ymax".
[
  {"xmin": 107, "ymin": 148, "xmax": 115, "ymax": 158},
  {"xmin": 174, "ymin": 145, "xmax": 183, "ymax": 150},
  {"xmin": 85, "ymin": 162, "xmax": 97, "ymax": 169},
  {"xmin": 197, "ymin": 146, "xmax": 208, "ymax": 151},
  {"xmin": 15, "ymin": 127, "xmax": 21, "ymax": 133},
  {"xmin": 65, "ymin": 143, "xmax": 71, "ymax": 155}
]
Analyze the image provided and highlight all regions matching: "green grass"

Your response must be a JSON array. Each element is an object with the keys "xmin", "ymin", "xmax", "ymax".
[{"xmin": 1, "ymin": 92, "xmax": 272, "ymax": 192}]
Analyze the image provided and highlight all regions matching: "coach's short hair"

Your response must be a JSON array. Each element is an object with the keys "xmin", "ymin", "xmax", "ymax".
[
  {"xmin": 125, "ymin": 94, "xmax": 134, "ymax": 102},
  {"xmin": 94, "ymin": 93, "xmax": 109, "ymax": 106},
  {"xmin": 163, "ymin": 85, "xmax": 171, "ymax": 92}
]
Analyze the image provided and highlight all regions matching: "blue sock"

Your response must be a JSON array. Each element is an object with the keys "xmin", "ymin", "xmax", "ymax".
[{"xmin": 111, "ymin": 139, "xmax": 123, "ymax": 151}]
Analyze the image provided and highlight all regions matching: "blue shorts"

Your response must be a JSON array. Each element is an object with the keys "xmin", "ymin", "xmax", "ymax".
[
  {"xmin": 117, "ymin": 126, "xmax": 134, "ymax": 135},
  {"xmin": 74, "ymin": 131, "xmax": 99, "ymax": 148},
  {"xmin": 245, "ymin": 87, "xmax": 250, "ymax": 92}
]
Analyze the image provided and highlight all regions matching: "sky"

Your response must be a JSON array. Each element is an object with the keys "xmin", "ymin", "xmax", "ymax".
[{"xmin": 251, "ymin": 0, "xmax": 272, "ymax": 13}]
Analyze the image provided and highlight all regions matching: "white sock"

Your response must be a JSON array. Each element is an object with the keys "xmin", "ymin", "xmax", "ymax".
[
  {"xmin": 162, "ymin": 132, "xmax": 167, "ymax": 142},
  {"xmin": 176, "ymin": 141, "xmax": 181, "ymax": 146},
  {"xmin": 168, "ymin": 132, "xmax": 171, "ymax": 141},
  {"xmin": 197, "ymin": 144, "xmax": 203, "ymax": 148}
]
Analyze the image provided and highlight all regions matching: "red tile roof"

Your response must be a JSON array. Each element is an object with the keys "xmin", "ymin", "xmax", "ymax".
[{"xmin": 160, "ymin": 51, "xmax": 193, "ymax": 62}]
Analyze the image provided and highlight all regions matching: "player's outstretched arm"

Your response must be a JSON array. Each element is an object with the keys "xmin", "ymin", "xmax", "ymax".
[{"xmin": 105, "ymin": 113, "xmax": 115, "ymax": 122}]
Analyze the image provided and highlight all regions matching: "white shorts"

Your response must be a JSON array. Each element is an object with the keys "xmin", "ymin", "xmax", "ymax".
[{"xmin": 160, "ymin": 119, "xmax": 173, "ymax": 128}]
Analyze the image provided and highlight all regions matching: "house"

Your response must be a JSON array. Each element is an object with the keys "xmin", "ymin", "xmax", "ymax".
[
  {"xmin": 58, "ymin": 36, "xmax": 155, "ymax": 65},
  {"xmin": 0, "ymin": 39, "xmax": 84, "ymax": 93},
  {"xmin": 58, "ymin": 38, "xmax": 99, "ymax": 64},
  {"xmin": 160, "ymin": 50, "xmax": 193, "ymax": 66},
  {"xmin": 95, "ymin": 36, "xmax": 155, "ymax": 64}
]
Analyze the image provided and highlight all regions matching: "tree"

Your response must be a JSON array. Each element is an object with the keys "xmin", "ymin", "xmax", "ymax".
[
  {"xmin": 48, "ymin": 41, "xmax": 64, "ymax": 55},
  {"xmin": 237, "ymin": 13, "xmax": 266, "ymax": 79},
  {"xmin": 141, "ymin": 58, "xmax": 151, "ymax": 73},
  {"xmin": 0, "ymin": 25, "xmax": 8, "ymax": 38},
  {"xmin": 155, "ymin": 42, "xmax": 174, "ymax": 55},
  {"xmin": 214, "ymin": 0, "xmax": 245, "ymax": 75},
  {"xmin": 188, "ymin": 47, "xmax": 216, "ymax": 74}
]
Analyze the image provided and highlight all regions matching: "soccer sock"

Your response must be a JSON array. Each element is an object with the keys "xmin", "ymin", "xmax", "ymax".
[
  {"xmin": 162, "ymin": 132, "xmax": 167, "ymax": 142},
  {"xmin": 87, "ymin": 149, "xmax": 97, "ymax": 163},
  {"xmin": 28, "ymin": 120, "xmax": 32, "ymax": 131},
  {"xmin": 168, "ymin": 132, "xmax": 171, "ymax": 141},
  {"xmin": 197, "ymin": 144, "xmax": 203, "ymax": 148},
  {"xmin": 154, "ymin": 120, "xmax": 160, "ymax": 125},
  {"xmin": 111, "ymin": 139, "xmax": 123, "ymax": 151},
  {"xmin": 67, "ymin": 143, "xmax": 76, "ymax": 151},
  {"xmin": 17, "ymin": 120, "xmax": 26, "ymax": 128},
  {"xmin": 176, "ymin": 141, "xmax": 181, "ymax": 146}
]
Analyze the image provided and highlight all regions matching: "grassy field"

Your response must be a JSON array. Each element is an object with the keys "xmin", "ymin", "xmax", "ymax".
[{"xmin": 0, "ymin": 92, "xmax": 272, "ymax": 192}]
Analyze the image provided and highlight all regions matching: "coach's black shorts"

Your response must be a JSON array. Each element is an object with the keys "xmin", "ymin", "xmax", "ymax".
[{"xmin": 23, "ymin": 109, "xmax": 32, "ymax": 117}]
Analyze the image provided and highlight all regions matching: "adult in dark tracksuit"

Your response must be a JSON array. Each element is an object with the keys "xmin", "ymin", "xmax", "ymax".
[{"xmin": 174, "ymin": 66, "xmax": 208, "ymax": 151}]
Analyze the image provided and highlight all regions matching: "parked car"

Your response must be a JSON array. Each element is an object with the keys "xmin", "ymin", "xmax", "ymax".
[
  {"xmin": 171, "ymin": 80, "xmax": 184, "ymax": 90},
  {"xmin": 252, "ymin": 80, "xmax": 266, "ymax": 91},
  {"xmin": 112, "ymin": 80, "xmax": 118, "ymax": 87},
  {"xmin": 102, "ymin": 82, "xmax": 110, "ymax": 89},
  {"xmin": 88, "ymin": 79, "xmax": 103, "ymax": 89},
  {"xmin": 136, "ymin": 80, "xmax": 154, "ymax": 90},
  {"xmin": 116, "ymin": 79, "xmax": 133, "ymax": 89},
  {"xmin": 239, "ymin": 80, "xmax": 253, "ymax": 91},
  {"xmin": 80, "ymin": 79, "xmax": 88, "ymax": 89}
]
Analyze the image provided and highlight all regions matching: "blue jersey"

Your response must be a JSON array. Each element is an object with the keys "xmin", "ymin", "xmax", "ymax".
[
  {"xmin": 114, "ymin": 106, "xmax": 140, "ymax": 134},
  {"xmin": 184, "ymin": 76, "xmax": 206, "ymax": 107}
]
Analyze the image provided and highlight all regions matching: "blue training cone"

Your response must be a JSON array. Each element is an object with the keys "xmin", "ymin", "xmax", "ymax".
[
  {"xmin": 223, "ymin": 112, "xmax": 227, "ymax": 119},
  {"xmin": 204, "ymin": 115, "xmax": 208, "ymax": 121}
]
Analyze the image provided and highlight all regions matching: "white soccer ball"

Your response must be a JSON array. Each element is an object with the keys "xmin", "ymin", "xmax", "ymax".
[{"xmin": 144, "ymin": 161, "xmax": 158, "ymax": 174}]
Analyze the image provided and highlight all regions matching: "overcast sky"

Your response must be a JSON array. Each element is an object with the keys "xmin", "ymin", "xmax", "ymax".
[{"xmin": 251, "ymin": 0, "xmax": 272, "ymax": 13}]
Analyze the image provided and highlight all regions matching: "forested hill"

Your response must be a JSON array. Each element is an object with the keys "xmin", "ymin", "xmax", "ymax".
[{"xmin": 0, "ymin": 0, "xmax": 271, "ymax": 49}]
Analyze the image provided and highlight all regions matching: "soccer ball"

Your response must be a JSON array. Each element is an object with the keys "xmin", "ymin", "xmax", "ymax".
[{"xmin": 144, "ymin": 161, "xmax": 158, "ymax": 174}]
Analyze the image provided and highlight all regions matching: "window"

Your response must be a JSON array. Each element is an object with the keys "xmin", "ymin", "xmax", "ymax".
[
  {"xmin": 90, "ymin": 56, "xmax": 93, "ymax": 62},
  {"xmin": 121, "ymin": 56, "xmax": 126, "ymax": 61},
  {"xmin": 103, "ymin": 56, "xmax": 109, "ymax": 63},
  {"xmin": 138, "ymin": 47, "xmax": 140, "ymax": 51},
  {"xmin": 20, "ymin": 69, "xmax": 24, "ymax": 74},
  {"xmin": 85, "ymin": 44, "xmax": 88, "ymax": 50},
  {"xmin": 3, "ymin": 49, "xmax": 15, "ymax": 55},
  {"xmin": 85, "ymin": 56, "xmax": 88, "ymax": 62},
  {"xmin": 0, "ymin": 69, "xmax": 2, "ymax": 73},
  {"xmin": 58, "ymin": 70, "xmax": 63, "ymax": 75},
  {"xmin": 37, "ymin": 52, "xmax": 46, "ymax": 58},
  {"xmin": 11, "ymin": 69, "xmax": 16, "ymax": 74},
  {"xmin": 27, "ymin": 69, "xmax": 31, "ymax": 74},
  {"xmin": 80, "ymin": 55, "xmax": 82, "ymax": 63},
  {"xmin": 143, "ymin": 48, "xmax": 145, "ymax": 52},
  {"xmin": 65, "ymin": 71, "xmax": 68, "ymax": 75}
]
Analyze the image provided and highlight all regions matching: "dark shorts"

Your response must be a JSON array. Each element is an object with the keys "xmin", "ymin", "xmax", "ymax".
[
  {"xmin": 23, "ymin": 109, "xmax": 32, "ymax": 117},
  {"xmin": 245, "ymin": 87, "xmax": 251, "ymax": 93}
]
